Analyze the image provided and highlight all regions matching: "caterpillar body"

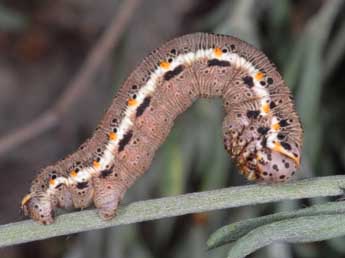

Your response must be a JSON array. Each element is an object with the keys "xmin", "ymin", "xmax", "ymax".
[{"xmin": 21, "ymin": 33, "xmax": 303, "ymax": 224}]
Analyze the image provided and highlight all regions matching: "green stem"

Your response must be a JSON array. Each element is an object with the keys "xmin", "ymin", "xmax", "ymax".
[{"xmin": 1, "ymin": 175, "xmax": 345, "ymax": 248}]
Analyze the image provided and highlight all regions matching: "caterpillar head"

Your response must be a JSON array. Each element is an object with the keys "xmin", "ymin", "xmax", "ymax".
[{"xmin": 21, "ymin": 193, "xmax": 55, "ymax": 224}]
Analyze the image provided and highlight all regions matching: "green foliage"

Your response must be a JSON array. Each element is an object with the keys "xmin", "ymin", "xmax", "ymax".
[
  {"xmin": 207, "ymin": 201, "xmax": 345, "ymax": 250},
  {"xmin": 226, "ymin": 214, "xmax": 345, "ymax": 258}
]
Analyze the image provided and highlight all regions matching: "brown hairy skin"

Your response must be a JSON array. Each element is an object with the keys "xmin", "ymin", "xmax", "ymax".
[{"xmin": 21, "ymin": 33, "xmax": 303, "ymax": 224}]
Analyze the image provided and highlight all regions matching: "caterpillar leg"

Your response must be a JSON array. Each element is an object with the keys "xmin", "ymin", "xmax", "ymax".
[
  {"xmin": 68, "ymin": 180, "xmax": 94, "ymax": 209},
  {"xmin": 92, "ymin": 164, "xmax": 128, "ymax": 220}
]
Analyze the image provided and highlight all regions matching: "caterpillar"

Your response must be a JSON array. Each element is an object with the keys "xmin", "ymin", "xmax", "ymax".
[{"xmin": 21, "ymin": 33, "xmax": 303, "ymax": 224}]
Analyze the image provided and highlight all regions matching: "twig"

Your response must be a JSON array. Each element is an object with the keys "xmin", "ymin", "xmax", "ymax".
[
  {"xmin": 0, "ymin": 0, "xmax": 140, "ymax": 156},
  {"xmin": 1, "ymin": 175, "xmax": 345, "ymax": 248}
]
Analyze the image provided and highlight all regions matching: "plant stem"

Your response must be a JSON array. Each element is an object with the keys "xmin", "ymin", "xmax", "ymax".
[{"xmin": 1, "ymin": 175, "xmax": 345, "ymax": 248}]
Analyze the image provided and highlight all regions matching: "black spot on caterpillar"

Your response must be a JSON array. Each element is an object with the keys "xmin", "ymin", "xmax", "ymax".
[
  {"xmin": 281, "ymin": 142, "xmax": 292, "ymax": 151},
  {"xmin": 279, "ymin": 119, "xmax": 289, "ymax": 127},
  {"xmin": 76, "ymin": 182, "xmax": 88, "ymax": 190},
  {"xmin": 246, "ymin": 110, "xmax": 260, "ymax": 119},
  {"xmin": 242, "ymin": 76, "xmax": 254, "ymax": 88},
  {"xmin": 207, "ymin": 59, "xmax": 231, "ymax": 67},
  {"xmin": 270, "ymin": 101, "xmax": 277, "ymax": 109},
  {"xmin": 136, "ymin": 96, "xmax": 151, "ymax": 117},
  {"xmin": 277, "ymin": 133, "xmax": 285, "ymax": 140},
  {"xmin": 21, "ymin": 32, "xmax": 303, "ymax": 224},
  {"xmin": 118, "ymin": 130, "xmax": 133, "ymax": 152},
  {"xmin": 257, "ymin": 127, "xmax": 269, "ymax": 135},
  {"xmin": 261, "ymin": 137, "xmax": 267, "ymax": 148},
  {"xmin": 100, "ymin": 166, "xmax": 114, "ymax": 178},
  {"xmin": 163, "ymin": 65, "xmax": 185, "ymax": 81}
]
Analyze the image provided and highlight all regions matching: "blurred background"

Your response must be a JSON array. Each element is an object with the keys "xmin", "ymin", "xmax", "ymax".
[{"xmin": 0, "ymin": 0, "xmax": 345, "ymax": 257}]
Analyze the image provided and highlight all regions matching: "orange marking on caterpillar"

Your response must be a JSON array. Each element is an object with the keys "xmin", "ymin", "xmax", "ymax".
[
  {"xmin": 70, "ymin": 170, "xmax": 78, "ymax": 177},
  {"xmin": 109, "ymin": 132, "xmax": 117, "ymax": 141},
  {"xmin": 262, "ymin": 103, "xmax": 270, "ymax": 113},
  {"xmin": 21, "ymin": 194, "xmax": 31, "ymax": 206},
  {"xmin": 273, "ymin": 142, "xmax": 300, "ymax": 166},
  {"xmin": 159, "ymin": 61, "xmax": 170, "ymax": 69},
  {"xmin": 272, "ymin": 123, "xmax": 280, "ymax": 131},
  {"xmin": 127, "ymin": 98, "xmax": 138, "ymax": 107},
  {"xmin": 214, "ymin": 48, "xmax": 223, "ymax": 57},
  {"xmin": 93, "ymin": 160, "xmax": 101, "ymax": 168},
  {"xmin": 247, "ymin": 171, "xmax": 257, "ymax": 181},
  {"xmin": 256, "ymin": 153, "xmax": 263, "ymax": 163},
  {"xmin": 255, "ymin": 72, "xmax": 264, "ymax": 81}
]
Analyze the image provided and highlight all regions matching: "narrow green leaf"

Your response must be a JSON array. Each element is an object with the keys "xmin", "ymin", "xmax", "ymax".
[
  {"xmin": 216, "ymin": 0, "xmax": 260, "ymax": 46},
  {"xmin": 207, "ymin": 201, "xmax": 345, "ymax": 250},
  {"xmin": 283, "ymin": 36, "xmax": 307, "ymax": 91},
  {"xmin": 296, "ymin": 0, "xmax": 342, "ymax": 167},
  {"xmin": 227, "ymin": 214, "xmax": 345, "ymax": 258},
  {"xmin": 323, "ymin": 16, "xmax": 345, "ymax": 81}
]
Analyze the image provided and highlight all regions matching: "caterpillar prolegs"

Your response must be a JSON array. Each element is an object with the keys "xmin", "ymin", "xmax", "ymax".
[{"xmin": 21, "ymin": 33, "xmax": 303, "ymax": 224}]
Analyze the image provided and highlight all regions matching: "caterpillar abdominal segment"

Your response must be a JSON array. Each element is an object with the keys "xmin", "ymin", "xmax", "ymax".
[{"xmin": 21, "ymin": 33, "xmax": 303, "ymax": 224}]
